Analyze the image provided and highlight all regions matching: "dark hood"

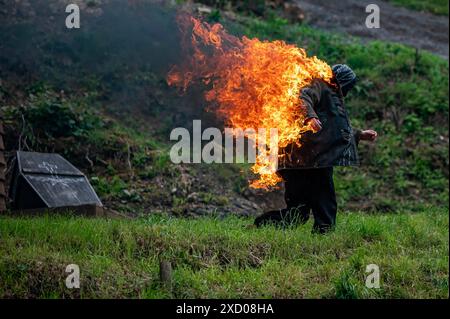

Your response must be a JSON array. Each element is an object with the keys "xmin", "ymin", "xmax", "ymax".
[{"xmin": 332, "ymin": 64, "xmax": 356, "ymax": 97}]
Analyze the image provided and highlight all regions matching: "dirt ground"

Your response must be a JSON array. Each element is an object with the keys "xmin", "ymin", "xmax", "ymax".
[{"xmin": 294, "ymin": 0, "xmax": 449, "ymax": 58}]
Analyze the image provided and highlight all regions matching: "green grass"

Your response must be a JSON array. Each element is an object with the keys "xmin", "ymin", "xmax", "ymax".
[
  {"xmin": 0, "ymin": 210, "xmax": 448, "ymax": 298},
  {"xmin": 387, "ymin": 0, "xmax": 449, "ymax": 15}
]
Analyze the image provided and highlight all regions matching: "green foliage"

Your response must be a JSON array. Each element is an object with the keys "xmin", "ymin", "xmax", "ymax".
[
  {"xmin": 207, "ymin": 9, "xmax": 222, "ymax": 22},
  {"xmin": 334, "ymin": 271, "xmax": 359, "ymax": 299},
  {"xmin": 387, "ymin": 0, "xmax": 449, "ymax": 15},
  {"xmin": 90, "ymin": 176, "xmax": 128, "ymax": 198},
  {"xmin": 246, "ymin": 14, "xmax": 290, "ymax": 40},
  {"xmin": 7, "ymin": 90, "xmax": 102, "ymax": 140},
  {"xmin": 0, "ymin": 210, "xmax": 447, "ymax": 298},
  {"xmin": 195, "ymin": 0, "xmax": 267, "ymax": 15},
  {"xmin": 137, "ymin": 151, "xmax": 174, "ymax": 180}
]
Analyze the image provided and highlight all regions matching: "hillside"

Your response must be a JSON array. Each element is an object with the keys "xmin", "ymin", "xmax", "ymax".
[
  {"xmin": 293, "ymin": 0, "xmax": 449, "ymax": 58},
  {"xmin": 0, "ymin": 0, "xmax": 448, "ymax": 299},
  {"xmin": 0, "ymin": 0, "xmax": 448, "ymax": 215}
]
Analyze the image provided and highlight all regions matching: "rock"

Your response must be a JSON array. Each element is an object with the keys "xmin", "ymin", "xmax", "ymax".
[
  {"xmin": 197, "ymin": 6, "xmax": 212, "ymax": 14},
  {"xmin": 123, "ymin": 189, "xmax": 132, "ymax": 197},
  {"xmin": 282, "ymin": 2, "xmax": 305, "ymax": 23},
  {"xmin": 187, "ymin": 192, "xmax": 199, "ymax": 202}
]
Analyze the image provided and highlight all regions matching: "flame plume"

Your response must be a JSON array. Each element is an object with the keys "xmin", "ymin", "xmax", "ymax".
[{"xmin": 168, "ymin": 14, "xmax": 333, "ymax": 189}]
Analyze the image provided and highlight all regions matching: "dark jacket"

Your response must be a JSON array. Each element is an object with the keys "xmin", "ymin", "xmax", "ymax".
[{"xmin": 278, "ymin": 79, "xmax": 361, "ymax": 169}]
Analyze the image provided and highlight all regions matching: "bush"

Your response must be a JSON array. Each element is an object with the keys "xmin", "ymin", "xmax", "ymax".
[{"xmin": 13, "ymin": 90, "xmax": 102, "ymax": 140}]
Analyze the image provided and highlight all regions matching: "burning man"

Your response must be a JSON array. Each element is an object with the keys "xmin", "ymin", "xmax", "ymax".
[{"xmin": 254, "ymin": 64, "xmax": 378, "ymax": 233}]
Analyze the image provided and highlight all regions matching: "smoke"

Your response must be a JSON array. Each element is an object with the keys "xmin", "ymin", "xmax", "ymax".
[
  {"xmin": 1, "ymin": 0, "xmax": 181, "ymax": 84},
  {"xmin": 1, "ymin": 1, "xmax": 232, "ymax": 136}
]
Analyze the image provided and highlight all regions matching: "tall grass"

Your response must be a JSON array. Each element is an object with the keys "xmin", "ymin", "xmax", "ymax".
[{"xmin": 0, "ymin": 210, "xmax": 447, "ymax": 298}]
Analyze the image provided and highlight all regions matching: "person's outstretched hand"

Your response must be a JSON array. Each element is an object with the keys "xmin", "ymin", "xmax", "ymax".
[
  {"xmin": 305, "ymin": 118, "xmax": 322, "ymax": 132},
  {"xmin": 360, "ymin": 129, "xmax": 378, "ymax": 142}
]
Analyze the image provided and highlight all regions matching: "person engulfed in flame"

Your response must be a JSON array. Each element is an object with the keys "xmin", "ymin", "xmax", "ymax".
[{"xmin": 254, "ymin": 64, "xmax": 378, "ymax": 234}]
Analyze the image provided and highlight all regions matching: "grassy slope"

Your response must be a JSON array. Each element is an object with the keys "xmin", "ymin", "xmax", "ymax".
[
  {"xmin": 0, "ymin": 210, "xmax": 448, "ymax": 298},
  {"xmin": 387, "ymin": 0, "xmax": 449, "ymax": 15}
]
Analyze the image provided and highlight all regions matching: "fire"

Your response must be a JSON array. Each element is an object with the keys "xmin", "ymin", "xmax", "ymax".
[{"xmin": 167, "ymin": 14, "xmax": 333, "ymax": 189}]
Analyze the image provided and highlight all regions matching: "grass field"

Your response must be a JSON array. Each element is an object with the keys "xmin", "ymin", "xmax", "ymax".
[{"xmin": 0, "ymin": 209, "xmax": 448, "ymax": 299}]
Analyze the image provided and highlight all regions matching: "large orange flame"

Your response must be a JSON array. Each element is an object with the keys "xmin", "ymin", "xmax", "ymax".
[{"xmin": 168, "ymin": 14, "xmax": 333, "ymax": 189}]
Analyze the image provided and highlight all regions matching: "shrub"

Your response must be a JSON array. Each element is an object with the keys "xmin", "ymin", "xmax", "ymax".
[{"xmin": 14, "ymin": 90, "xmax": 102, "ymax": 140}]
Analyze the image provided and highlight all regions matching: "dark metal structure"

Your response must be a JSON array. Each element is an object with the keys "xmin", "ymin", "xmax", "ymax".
[{"xmin": 9, "ymin": 151, "xmax": 102, "ymax": 213}]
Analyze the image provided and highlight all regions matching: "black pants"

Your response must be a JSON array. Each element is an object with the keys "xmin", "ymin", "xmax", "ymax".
[{"xmin": 254, "ymin": 168, "xmax": 337, "ymax": 233}]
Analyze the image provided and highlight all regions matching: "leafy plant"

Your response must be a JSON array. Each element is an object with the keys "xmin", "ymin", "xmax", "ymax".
[{"xmin": 15, "ymin": 90, "xmax": 102, "ymax": 139}]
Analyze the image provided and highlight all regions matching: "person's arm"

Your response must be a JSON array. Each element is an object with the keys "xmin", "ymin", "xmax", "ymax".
[
  {"xmin": 300, "ymin": 81, "xmax": 322, "ymax": 131},
  {"xmin": 356, "ymin": 129, "xmax": 378, "ymax": 143},
  {"xmin": 300, "ymin": 81, "xmax": 321, "ymax": 120},
  {"xmin": 353, "ymin": 128, "xmax": 362, "ymax": 145}
]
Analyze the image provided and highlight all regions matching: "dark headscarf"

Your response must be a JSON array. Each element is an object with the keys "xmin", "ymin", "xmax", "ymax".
[{"xmin": 332, "ymin": 64, "xmax": 356, "ymax": 97}]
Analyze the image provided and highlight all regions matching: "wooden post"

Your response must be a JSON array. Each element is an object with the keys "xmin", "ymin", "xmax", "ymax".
[
  {"xmin": 159, "ymin": 259, "xmax": 172, "ymax": 292},
  {"xmin": 0, "ymin": 116, "xmax": 6, "ymax": 212}
]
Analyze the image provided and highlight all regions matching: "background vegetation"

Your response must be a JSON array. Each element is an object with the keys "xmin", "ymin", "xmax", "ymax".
[{"xmin": 387, "ymin": 0, "xmax": 449, "ymax": 15}]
